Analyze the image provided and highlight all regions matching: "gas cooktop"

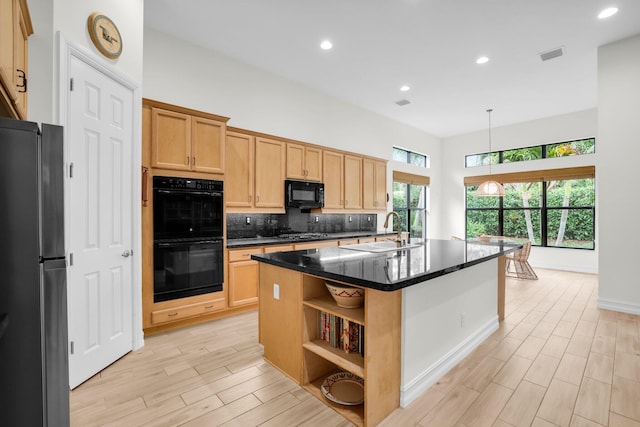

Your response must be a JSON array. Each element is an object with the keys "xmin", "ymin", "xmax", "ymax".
[{"xmin": 276, "ymin": 233, "xmax": 329, "ymax": 240}]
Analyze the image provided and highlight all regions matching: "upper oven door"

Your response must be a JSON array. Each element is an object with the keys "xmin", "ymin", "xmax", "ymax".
[{"xmin": 153, "ymin": 188, "xmax": 223, "ymax": 240}]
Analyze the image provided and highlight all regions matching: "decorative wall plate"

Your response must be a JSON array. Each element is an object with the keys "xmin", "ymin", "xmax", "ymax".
[{"xmin": 87, "ymin": 12, "xmax": 122, "ymax": 59}]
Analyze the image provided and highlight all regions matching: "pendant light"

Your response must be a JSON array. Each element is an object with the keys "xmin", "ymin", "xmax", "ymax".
[{"xmin": 476, "ymin": 108, "xmax": 505, "ymax": 197}]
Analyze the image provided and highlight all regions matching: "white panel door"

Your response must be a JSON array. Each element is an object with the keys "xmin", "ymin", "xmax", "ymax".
[{"xmin": 67, "ymin": 55, "xmax": 133, "ymax": 388}]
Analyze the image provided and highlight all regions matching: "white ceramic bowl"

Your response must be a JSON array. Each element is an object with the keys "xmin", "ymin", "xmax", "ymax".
[{"xmin": 325, "ymin": 282, "xmax": 364, "ymax": 308}]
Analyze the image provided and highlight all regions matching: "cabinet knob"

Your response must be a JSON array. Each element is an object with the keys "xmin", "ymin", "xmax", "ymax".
[
  {"xmin": 186, "ymin": 156, "xmax": 190, "ymax": 165},
  {"xmin": 193, "ymin": 157, "xmax": 196, "ymax": 166}
]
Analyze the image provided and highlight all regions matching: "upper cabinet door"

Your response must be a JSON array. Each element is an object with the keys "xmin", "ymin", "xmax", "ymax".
[
  {"xmin": 344, "ymin": 155, "xmax": 363, "ymax": 209},
  {"xmin": 255, "ymin": 137, "xmax": 285, "ymax": 208},
  {"xmin": 363, "ymin": 158, "xmax": 387, "ymax": 210},
  {"xmin": 0, "ymin": 0, "xmax": 33, "ymax": 119},
  {"xmin": 192, "ymin": 116, "xmax": 225, "ymax": 174},
  {"xmin": 151, "ymin": 107, "xmax": 191, "ymax": 171},
  {"xmin": 12, "ymin": 0, "xmax": 29, "ymax": 119},
  {"xmin": 322, "ymin": 150, "xmax": 344, "ymax": 209},
  {"xmin": 286, "ymin": 142, "xmax": 306, "ymax": 180},
  {"xmin": 304, "ymin": 146, "xmax": 322, "ymax": 182},
  {"xmin": 286, "ymin": 143, "xmax": 323, "ymax": 182},
  {"xmin": 225, "ymin": 131, "xmax": 254, "ymax": 208}
]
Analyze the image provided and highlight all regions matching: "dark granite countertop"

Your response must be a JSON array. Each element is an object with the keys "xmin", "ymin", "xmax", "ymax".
[
  {"xmin": 251, "ymin": 239, "xmax": 521, "ymax": 291},
  {"xmin": 227, "ymin": 231, "xmax": 394, "ymax": 248}
]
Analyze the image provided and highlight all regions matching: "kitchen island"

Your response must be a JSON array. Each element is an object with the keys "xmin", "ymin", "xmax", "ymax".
[{"xmin": 252, "ymin": 239, "xmax": 519, "ymax": 426}]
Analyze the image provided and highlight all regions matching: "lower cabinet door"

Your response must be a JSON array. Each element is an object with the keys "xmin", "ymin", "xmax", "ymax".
[{"xmin": 228, "ymin": 260, "xmax": 259, "ymax": 307}]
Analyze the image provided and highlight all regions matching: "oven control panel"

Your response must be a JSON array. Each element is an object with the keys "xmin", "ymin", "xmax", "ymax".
[{"xmin": 153, "ymin": 176, "xmax": 223, "ymax": 192}]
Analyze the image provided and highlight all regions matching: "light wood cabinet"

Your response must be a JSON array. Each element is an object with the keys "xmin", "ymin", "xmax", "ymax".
[
  {"xmin": 151, "ymin": 107, "xmax": 225, "ymax": 173},
  {"xmin": 228, "ymin": 247, "xmax": 263, "ymax": 307},
  {"xmin": 150, "ymin": 297, "xmax": 226, "ymax": 325},
  {"xmin": 363, "ymin": 158, "xmax": 387, "ymax": 210},
  {"xmin": 255, "ymin": 137, "xmax": 285, "ymax": 209},
  {"xmin": 344, "ymin": 155, "xmax": 363, "ymax": 209},
  {"xmin": 259, "ymin": 263, "xmax": 401, "ymax": 426},
  {"xmin": 323, "ymin": 151, "xmax": 345, "ymax": 209},
  {"xmin": 0, "ymin": 0, "xmax": 32, "ymax": 119},
  {"xmin": 323, "ymin": 151, "xmax": 363, "ymax": 210},
  {"xmin": 226, "ymin": 131, "xmax": 254, "ymax": 207},
  {"xmin": 286, "ymin": 142, "xmax": 322, "ymax": 181}
]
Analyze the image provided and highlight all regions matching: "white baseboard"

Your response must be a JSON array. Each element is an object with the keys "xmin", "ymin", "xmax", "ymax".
[
  {"xmin": 531, "ymin": 262, "xmax": 598, "ymax": 274},
  {"xmin": 400, "ymin": 316, "xmax": 499, "ymax": 407},
  {"xmin": 597, "ymin": 298, "xmax": 640, "ymax": 315}
]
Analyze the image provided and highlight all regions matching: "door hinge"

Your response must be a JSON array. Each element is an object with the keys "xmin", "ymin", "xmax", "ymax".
[
  {"xmin": 70, "ymin": 78, "xmax": 74, "ymax": 92},
  {"xmin": 70, "ymin": 341, "xmax": 74, "ymax": 355},
  {"xmin": 69, "ymin": 162, "xmax": 73, "ymax": 178},
  {"xmin": 69, "ymin": 253, "xmax": 73, "ymax": 266}
]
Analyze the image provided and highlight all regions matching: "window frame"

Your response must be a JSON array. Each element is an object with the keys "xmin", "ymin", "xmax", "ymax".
[
  {"xmin": 465, "ymin": 137, "xmax": 595, "ymax": 168},
  {"xmin": 464, "ymin": 167, "xmax": 595, "ymax": 250}
]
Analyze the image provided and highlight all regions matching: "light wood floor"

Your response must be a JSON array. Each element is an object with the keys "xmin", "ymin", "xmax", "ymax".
[{"xmin": 70, "ymin": 269, "xmax": 640, "ymax": 426}]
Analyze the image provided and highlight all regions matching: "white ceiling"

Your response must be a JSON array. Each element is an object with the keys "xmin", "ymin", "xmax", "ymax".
[{"xmin": 144, "ymin": 0, "xmax": 640, "ymax": 138}]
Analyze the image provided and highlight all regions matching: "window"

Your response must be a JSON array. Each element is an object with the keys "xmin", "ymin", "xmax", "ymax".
[
  {"xmin": 465, "ymin": 138, "xmax": 595, "ymax": 167},
  {"xmin": 465, "ymin": 167, "xmax": 595, "ymax": 249},
  {"xmin": 393, "ymin": 182, "xmax": 427, "ymax": 239},
  {"xmin": 393, "ymin": 146, "xmax": 429, "ymax": 168},
  {"xmin": 390, "ymin": 171, "xmax": 430, "ymax": 239}
]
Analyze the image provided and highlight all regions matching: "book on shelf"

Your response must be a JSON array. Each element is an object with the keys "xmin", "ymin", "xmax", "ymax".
[{"xmin": 317, "ymin": 311, "xmax": 364, "ymax": 356}]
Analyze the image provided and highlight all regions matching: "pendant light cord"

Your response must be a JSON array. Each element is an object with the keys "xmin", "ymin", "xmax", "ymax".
[{"xmin": 487, "ymin": 108, "xmax": 493, "ymax": 174}]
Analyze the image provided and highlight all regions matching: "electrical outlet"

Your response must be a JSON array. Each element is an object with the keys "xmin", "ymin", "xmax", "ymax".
[
  {"xmin": 273, "ymin": 283, "xmax": 280, "ymax": 300},
  {"xmin": 315, "ymin": 216, "xmax": 319, "ymax": 223},
  {"xmin": 460, "ymin": 312, "xmax": 466, "ymax": 327},
  {"xmin": 245, "ymin": 216, "xmax": 251, "ymax": 225},
  {"xmin": 367, "ymin": 216, "xmax": 371, "ymax": 222},
  {"xmin": 348, "ymin": 215, "xmax": 352, "ymax": 222}
]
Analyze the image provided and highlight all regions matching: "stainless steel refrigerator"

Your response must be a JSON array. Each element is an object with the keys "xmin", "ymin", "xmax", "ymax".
[{"xmin": 0, "ymin": 117, "xmax": 70, "ymax": 426}]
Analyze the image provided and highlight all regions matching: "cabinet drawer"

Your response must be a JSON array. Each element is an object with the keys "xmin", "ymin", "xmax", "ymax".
[
  {"xmin": 151, "ymin": 298, "xmax": 225, "ymax": 325},
  {"xmin": 263, "ymin": 244, "xmax": 294, "ymax": 253},
  {"xmin": 338, "ymin": 239, "xmax": 359, "ymax": 246},
  {"xmin": 294, "ymin": 240, "xmax": 339, "ymax": 250},
  {"xmin": 229, "ymin": 247, "xmax": 263, "ymax": 262},
  {"xmin": 358, "ymin": 237, "xmax": 376, "ymax": 244}
]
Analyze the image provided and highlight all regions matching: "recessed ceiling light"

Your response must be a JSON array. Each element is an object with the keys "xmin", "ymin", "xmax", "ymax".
[
  {"xmin": 476, "ymin": 56, "xmax": 489, "ymax": 65},
  {"xmin": 400, "ymin": 85, "xmax": 410, "ymax": 92},
  {"xmin": 598, "ymin": 7, "xmax": 618, "ymax": 19},
  {"xmin": 320, "ymin": 40, "xmax": 333, "ymax": 50}
]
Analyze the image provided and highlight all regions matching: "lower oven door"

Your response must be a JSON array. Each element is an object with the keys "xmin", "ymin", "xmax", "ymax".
[{"xmin": 154, "ymin": 239, "xmax": 224, "ymax": 302}]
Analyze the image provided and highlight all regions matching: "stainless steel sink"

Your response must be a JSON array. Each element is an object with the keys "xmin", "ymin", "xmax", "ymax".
[{"xmin": 340, "ymin": 241, "xmax": 422, "ymax": 253}]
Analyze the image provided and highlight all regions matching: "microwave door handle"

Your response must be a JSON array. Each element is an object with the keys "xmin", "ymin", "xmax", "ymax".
[{"xmin": 288, "ymin": 184, "xmax": 293, "ymax": 204}]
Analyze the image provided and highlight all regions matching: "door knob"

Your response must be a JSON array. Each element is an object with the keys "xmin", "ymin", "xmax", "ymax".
[{"xmin": 121, "ymin": 250, "xmax": 131, "ymax": 258}]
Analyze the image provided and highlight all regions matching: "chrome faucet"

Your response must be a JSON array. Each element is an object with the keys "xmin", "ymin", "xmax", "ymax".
[{"xmin": 383, "ymin": 211, "xmax": 404, "ymax": 247}]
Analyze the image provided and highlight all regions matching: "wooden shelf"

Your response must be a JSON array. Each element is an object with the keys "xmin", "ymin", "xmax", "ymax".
[
  {"xmin": 303, "ymin": 295, "xmax": 365, "ymax": 325},
  {"xmin": 304, "ymin": 374, "xmax": 364, "ymax": 427},
  {"xmin": 303, "ymin": 340, "xmax": 365, "ymax": 378}
]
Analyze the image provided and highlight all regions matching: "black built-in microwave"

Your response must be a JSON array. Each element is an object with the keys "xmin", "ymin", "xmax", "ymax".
[{"xmin": 285, "ymin": 180, "xmax": 324, "ymax": 209}]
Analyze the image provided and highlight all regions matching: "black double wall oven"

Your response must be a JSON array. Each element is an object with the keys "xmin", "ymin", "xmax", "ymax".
[{"xmin": 153, "ymin": 176, "xmax": 224, "ymax": 302}]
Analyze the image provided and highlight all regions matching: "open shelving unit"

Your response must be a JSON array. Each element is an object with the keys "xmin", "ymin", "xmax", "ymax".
[
  {"xmin": 258, "ymin": 263, "xmax": 401, "ymax": 426},
  {"xmin": 300, "ymin": 275, "xmax": 401, "ymax": 427}
]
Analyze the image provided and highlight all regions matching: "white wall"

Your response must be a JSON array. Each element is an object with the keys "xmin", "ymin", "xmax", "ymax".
[
  {"xmin": 143, "ymin": 28, "xmax": 442, "ymax": 234},
  {"xmin": 597, "ymin": 34, "xmax": 640, "ymax": 314},
  {"xmin": 401, "ymin": 259, "xmax": 498, "ymax": 406},
  {"xmin": 441, "ymin": 109, "xmax": 599, "ymax": 273},
  {"xmin": 28, "ymin": 0, "xmax": 144, "ymax": 123}
]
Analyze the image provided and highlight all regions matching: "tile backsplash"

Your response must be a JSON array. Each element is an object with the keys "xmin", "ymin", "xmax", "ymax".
[{"xmin": 227, "ymin": 209, "xmax": 378, "ymax": 239}]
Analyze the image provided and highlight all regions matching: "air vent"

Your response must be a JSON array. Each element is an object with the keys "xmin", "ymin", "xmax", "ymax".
[
  {"xmin": 395, "ymin": 99, "xmax": 410, "ymax": 106},
  {"xmin": 539, "ymin": 47, "xmax": 564, "ymax": 61}
]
